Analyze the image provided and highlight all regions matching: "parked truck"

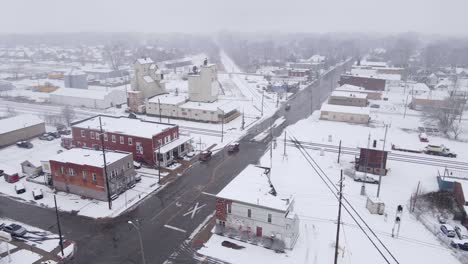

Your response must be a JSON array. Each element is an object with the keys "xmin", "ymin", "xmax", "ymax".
[{"xmin": 424, "ymin": 145, "xmax": 457, "ymax": 158}]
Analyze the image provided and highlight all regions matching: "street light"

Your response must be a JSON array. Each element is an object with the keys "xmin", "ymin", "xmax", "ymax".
[{"xmin": 128, "ymin": 220, "xmax": 146, "ymax": 264}]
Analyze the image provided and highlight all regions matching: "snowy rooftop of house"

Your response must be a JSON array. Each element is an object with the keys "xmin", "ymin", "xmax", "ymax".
[
  {"xmin": 72, "ymin": 115, "xmax": 175, "ymax": 139},
  {"xmin": 0, "ymin": 114, "xmax": 44, "ymax": 134},
  {"xmin": 330, "ymin": 91, "xmax": 368, "ymax": 99},
  {"xmin": 412, "ymin": 83, "xmax": 430, "ymax": 92},
  {"xmin": 306, "ymin": 54, "xmax": 325, "ymax": 63},
  {"xmin": 181, "ymin": 100, "xmax": 238, "ymax": 113},
  {"xmin": 336, "ymin": 84, "xmax": 366, "ymax": 92},
  {"xmin": 360, "ymin": 60, "xmax": 388, "ymax": 68},
  {"xmin": 216, "ymin": 165, "xmax": 293, "ymax": 212},
  {"xmin": 320, "ymin": 103, "xmax": 370, "ymax": 116},
  {"xmin": 65, "ymin": 68, "xmax": 86, "ymax": 76},
  {"xmin": 136, "ymin": 57, "xmax": 154, "ymax": 65},
  {"xmin": 413, "ymin": 90, "xmax": 449, "ymax": 100},
  {"xmin": 48, "ymin": 148, "xmax": 129, "ymax": 168},
  {"xmin": 143, "ymin": 75, "xmax": 154, "ymax": 83},
  {"xmin": 50, "ymin": 88, "xmax": 113, "ymax": 100},
  {"xmin": 148, "ymin": 93, "xmax": 187, "ymax": 105}
]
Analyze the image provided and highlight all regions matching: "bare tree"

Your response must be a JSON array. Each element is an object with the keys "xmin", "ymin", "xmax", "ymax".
[
  {"xmin": 61, "ymin": 105, "xmax": 76, "ymax": 126},
  {"xmin": 450, "ymin": 121, "xmax": 464, "ymax": 140},
  {"xmin": 103, "ymin": 44, "xmax": 126, "ymax": 71},
  {"xmin": 423, "ymin": 97, "xmax": 463, "ymax": 138}
]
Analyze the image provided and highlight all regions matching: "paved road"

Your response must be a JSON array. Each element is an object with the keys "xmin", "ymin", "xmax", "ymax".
[{"xmin": 0, "ymin": 60, "xmax": 352, "ymax": 264}]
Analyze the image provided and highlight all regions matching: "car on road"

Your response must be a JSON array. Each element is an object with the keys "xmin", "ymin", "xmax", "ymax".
[
  {"xmin": 441, "ymin": 224, "xmax": 456, "ymax": 237},
  {"xmin": 451, "ymin": 239, "xmax": 468, "ymax": 251},
  {"xmin": 32, "ymin": 188, "xmax": 44, "ymax": 200},
  {"xmin": 14, "ymin": 183, "xmax": 26, "ymax": 194},
  {"xmin": 354, "ymin": 175, "xmax": 379, "ymax": 184},
  {"xmin": 227, "ymin": 142, "xmax": 240, "ymax": 153},
  {"xmin": 16, "ymin": 141, "xmax": 33, "ymax": 149},
  {"xmin": 285, "ymin": 104, "xmax": 291, "ymax": 111},
  {"xmin": 39, "ymin": 133, "xmax": 54, "ymax": 141},
  {"xmin": 1, "ymin": 223, "xmax": 27, "ymax": 237},
  {"xmin": 425, "ymin": 145, "xmax": 457, "ymax": 158},
  {"xmin": 199, "ymin": 150, "xmax": 212, "ymax": 161},
  {"xmin": 370, "ymin": 104, "xmax": 380, "ymax": 108}
]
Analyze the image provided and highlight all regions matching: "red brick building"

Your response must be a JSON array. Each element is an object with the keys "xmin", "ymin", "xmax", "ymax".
[
  {"xmin": 43, "ymin": 148, "xmax": 135, "ymax": 201},
  {"xmin": 71, "ymin": 115, "xmax": 191, "ymax": 166},
  {"xmin": 355, "ymin": 140, "xmax": 389, "ymax": 176},
  {"xmin": 339, "ymin": 74, "xmax": 386, "ymax": 91}
]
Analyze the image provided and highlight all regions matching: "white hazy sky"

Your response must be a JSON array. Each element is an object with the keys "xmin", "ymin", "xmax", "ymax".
[{"xmin": 0, "ymin": 0, "xmax": 467, "ymax": 35}]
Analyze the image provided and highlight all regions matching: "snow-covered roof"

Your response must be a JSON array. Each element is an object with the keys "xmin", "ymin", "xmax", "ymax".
[
  {"xmin": 48, "ymin": 148, "xmax": 129, "ymax": 168},
  {"xmin": 360, "ymin": 60, "xmax": 388, "ymax": 68},
  {"xmin": 306, "ymin": 54, "xmax": 325, "ymax": 63},
  {"xmin": 65, "ymin": 68, "xmax": 86, "ymax": 76},
  {"xmin": 136, "ymin": 58, "xmax": 154, "ymax": 65},
  {"xmin": 336, "ymin": 84, "xmax": 366, "ymax": 92},
  {"xmin": 148, "ymin": 93, "xmax": 187, "ymax": 105},
  {"xmin": 330, "ymin": 91, "xmax": 368, "ymax": 99},
  {"xmin": 50, "ymin": 88, "xmax": 113, "ymax": 100},
  {"xmin": 216, "ymin": 165, "xmax": 293, "ymax": 212},
  {"xmin": 72, "ymin": 115, "xmax": 175, "ymax": 139},
  {"xmin": 156, "ymin": 136, "xmax": 191, "ymax": 154},
  {"xmin": 320, "ymin": 103, "xmax": 370, "ymax": 116},
  {"xmin": 181, "ymin": 100, "xmax": 238, "ymax": 113},
  {"xmin": 143, "ymin": 75, "xmax": 154, "ymax": 83},
  {"xmin": 412, "ymin": 83, "xmax": 430, "ymax": 92},
  {"xmin": 413, "ymin": 90, "xmax": 449, "ymax": 100},
  {"xmin": 0, "ymin": 114, "xmax": 44, "ymax": 134}
]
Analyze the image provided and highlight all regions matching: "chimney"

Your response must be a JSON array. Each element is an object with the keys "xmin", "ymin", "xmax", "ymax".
[{"xmin": 373, "ymin": 140, "xmax": 377, "ymax": 148}]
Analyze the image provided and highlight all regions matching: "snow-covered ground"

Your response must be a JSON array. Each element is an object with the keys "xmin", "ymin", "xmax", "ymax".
[{"xmin": 198, "ymin": 83, "xmax": 468, "ymax": 263}]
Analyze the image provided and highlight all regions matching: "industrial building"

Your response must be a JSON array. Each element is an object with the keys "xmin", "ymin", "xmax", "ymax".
[
  {"xmin": 49, "ymin": 88, "xmax": 127, "ymax": 109},
  {"xmin": 319, "ymin": 104, "xmax": 370, "ymax": 124},
  {"xmin": 64, "ymin": 68, "xmax": 88, "ymax": 89},
  {"xmin": 0, "ymin": 114, "xmax": 46, "ymax": 147}
]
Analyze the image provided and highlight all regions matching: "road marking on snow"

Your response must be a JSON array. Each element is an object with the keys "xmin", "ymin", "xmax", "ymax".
[
  {"xmin": 164, "ymin": 224, "xmax": 187, "ymax": 233},
  {"xmin": 183, "ymin": 202, "xmax": 206, "ymax": 219},
  {"xmin": 188, "ymin": 211, "xmax": 215, "ymax": 240},
  {"xmin": 201, "ymin": 192, "xmax": 216, "ymax": 197}
]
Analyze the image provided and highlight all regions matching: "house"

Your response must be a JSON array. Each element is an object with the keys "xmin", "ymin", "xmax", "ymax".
[
  {"xmin": 437, "ymin": 170, "xmax": 468, "ymax": 226},
  {"xmin": 128, "ymin": 57, "xmax": 166, "ymax": 113},
  {"xmin": 319, "ymin": 104, "xmax": 370, "ymax": 124},
  {"xmin": 146, "ymin": 93, "xmax": 188, "ymax": 118},
  {"xmin": 42, "ymin": 148, "xmax": 135, "ymax": 201},
  {"xmin": 188, "ymin": 60, "xmax": 219, "ymax": 103},
  {"xmin": 71, "ymin": 115, "xmax": 191, "ymax": 166},
  {"xmin": 49, "ymin": 88, "xmax": 126, "ymax": 109},
  {"xmin": 339, "ymin": 74, "xmax": 386, "ymax": 91},
  {"xmin": 409, "ymin": 90, "xmax": 450, "ymax": 111},
  {"xmin": 288, "ymin": 68, "xmax": 310, "ymax": 78},
  {"xmin": 215, "ymin": 165, "xmax": 300, "ymax": 250},
  {"xmin": 335, "ymin": 84, "xmax": 382, "ymax": 100},
  {"xmin": 21, "ymin": 160, "xmax": 42, "ymax": 177},
  {"xmin": 163, "ymin": 58, "xmax": 193, "ymax": 69},
  {"xmin": 64, "ymin": 69, "xmax": 88, "ymax": 89},
  {"xmin": 0, "ymin": 114, "xmax": 46, "ymax": 147},
  {"xmin": 410, "ymin": 83, "xmax": 430, "ymax": 96},
  {"xmin": 355, "ymin": 139, "xmax": 390, "ymax": 176},
  {"xmin": 328, "ymin": 91, "xmax": 368, "ymax": 107}
]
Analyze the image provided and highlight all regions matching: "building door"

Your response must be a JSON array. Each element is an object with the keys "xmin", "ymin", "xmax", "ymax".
[{"xmin": 256, "ymin": 226, "xmax": 262, "ymax": 237}]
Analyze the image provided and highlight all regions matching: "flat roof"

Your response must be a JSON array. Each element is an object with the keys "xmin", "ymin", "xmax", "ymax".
[
  {"xmin": 216, "ymin": 165, "xmax": 293, "ymax": 212},
  {"xmin": 148, "ymin": 93, "xmax": 187, "ymax": 105},
  {"xmin": 72, "ymin": 115, "xmax": 175, "ymax": 139},
  {"xmin": 331, "ymin": 91, "xmax": 368, "ymax": 99},
  {"xmin": 136, "ymin": 58, "xmax": 154, "ymax": 64},
  {"xmin": 50, "ymin": 88, "xmax": 113, "ymax": 100},
  {"xmin": 48, "ymin": 148, "xmax": 129, "ymax": 168},
  {"xmin": 0, "ymin": 114, "xmax": 44, "ymax": 134},
  {"xmin": 156, "ymin": 136, "xmax": 191, "ymax": 153},
  {"xmin": 181, "ymin": 100, "xmax": 238, "ymax": 113},
  {"xmin": 320, "ymin": 103, "xmax": 370, "ymax": 116}
]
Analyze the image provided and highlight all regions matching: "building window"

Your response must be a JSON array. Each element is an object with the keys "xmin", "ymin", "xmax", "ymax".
[
  {"xmin": 247, "ymin": 209, "xmax": 251, "ymax": 218},
  {"xmin": 128, "ymin": 137, "xmax": 133, "ymax": 145},
  {"xmin": 81, "ymin": 130, "xmax": 85, "ymax": 138},
  {"xmin": 104, "ymin": 133, "xmax": 108, "ymax": 141},
  {"xmin": 69, "ymin": 168, "xmax": 75, "ymax": 176},
  {"xmin": 112, "ymin": 135, "xmax": 116, "ymax": 143},
  {"xmin": 268, "ymin": 213, "xmax": 272, "ymax": 223},
  {"xmin": 164, "ymin": 136, "xmax": 170, "ymax": 144},
  {"xmin": 173, "ymin": 132, "xmax": 177, "ymax": 139},
  {"xmin": 227, "ymin": 203, "xmax": 231, "ymax": 214},
  {"xmin": 92, "ymin": 173, "xmax": 97, "ymax": 182},
  {"xmin": 90, "ymin": 131, "xmax": 95, "ymax": 139},
  {"xmin": 120, "ymin": 136, "xmax": 124, "ymax": 144},
  {"xmin": 158, "ymin": 139, "xmax": 162, "ymax": 147},
  {"xmin": 127, "ymin": 162, "xmax": 131, "ymax": 169},
  {"xmin": 180, "ymin": 143, "xmax": 185, "ymax": 152},
  {"xmin": 60, "ymin": 166, "xmax": 65, "ymax": 175},
  {"xmin": 82, "ymin": 171, "xmax": 87, "ymax": 180}
]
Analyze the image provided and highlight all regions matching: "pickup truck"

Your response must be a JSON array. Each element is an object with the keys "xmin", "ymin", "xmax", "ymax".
[{"xmin": 424, "ymin": 145, "xmax": 457, "ymax": 158}]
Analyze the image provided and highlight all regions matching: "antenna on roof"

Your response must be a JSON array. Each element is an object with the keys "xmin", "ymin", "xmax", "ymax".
[{"xmin": 255, "ymin": 165, "xmax": 277, "ymax": 196}]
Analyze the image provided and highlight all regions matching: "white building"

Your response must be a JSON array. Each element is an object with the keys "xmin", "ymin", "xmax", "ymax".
[
  {"xmin": 215, "ymin": 165, "xmax": 300, "ymax": 250},
  {"xmin": 49, "ymin": 88, "xmax": 126, "ymax": 109},
  {"xmin": 0, "ymin": 114, "xmax": 46, "ymax": 147},
  {"xmin": 188, "ymin": 61, "xmax": 219, "ymax": 103},
  {"xmin": 64, "ymin": 68, "xmax": 88, "ymax": 89},
  {"xmin": 320, "ymin": 103, "xmax": 370, "ymax": 124}
]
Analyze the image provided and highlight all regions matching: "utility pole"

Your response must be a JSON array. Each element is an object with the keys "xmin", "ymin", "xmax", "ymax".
[
  {"xmin": 269, "ymin": 118, "xmax": 273, "ymax": 169},
  {"xmin": 261, "ymin": 91, "xmax": 265, "ymax": 116},
  {"xmin": 334, "ymin": 170, "xmax": 344, "ymax": 264},
  {"xmin": 99, "ymin": 116, "xmax": 112, "ymax": 210},
  {"xmin": 157, "ymin": 144, "xmax": 161, "ymax": 184},
  {"xmin": 376, "ymin": 124, "xmax": 389, "ymax": 198},
  {"xmin": 310, "ymin": 88, "xmax": 314, "ymax": 115},
  {"xmin": 158, "ymin": 98, "xmax": 162, "ymax": 122},
  {"xmin": 403, "ymin": 94, "xmax": 409, "ymax": 118},
  {"xmin": 54, "ymin": 195, "xmax": 64, "ymax": 257},
  {"xmin": 283, "ymin": 131, "xmax": 287, "ymax": 156},
  {"xmin": 337, "ymin": 140, "xmax": 342, "ymax": 163},
  {"xmin": 241, "ymin": 109, "xmax": 245, "ymax": 130},
  {"xmin": 219, "ymin": 108, "xmax": 224, "ymax": 143}
]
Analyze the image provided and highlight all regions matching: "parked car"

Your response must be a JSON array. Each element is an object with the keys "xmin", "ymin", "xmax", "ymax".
[
  {"xmin": 14, "ymin": 183, "xmax": 26, "ymax": 194},
  {"xmin": 39, "ymin": 133, "xmax": 54, "ymax": 141},
  {"xmin": 1, "ymin": 223, "xmax": 27, "ymax": 237},
  {"xmin": 354, "ymin": 175, "xmax": 379, "ymax": 184},
  {"xmin": 454, "ymin": 225, "xmax": 468, "ymax": 239},
  {"xmin": 16, "ymin": 141, "xmax": 33, "ymax": 149},
  {"xmin": 47, "ymin": 132, "xmax": 61, "ymax": 138},
  {"xmin": 221, "ymin": 240, "xmax": 245, "ymax": 250},
  {"xmin": 199, "ymin": 150, "xmax": 212, "ymax": 162},
  {"xmin": 133, "ymin": 161, "xmax": 142, "ymax": 169},
  {"xmin": 370, "ymin": 104, "xmax": 380, "ymax": 109},
  {"xmin": 32, "ymin": 189, "xmax": 43, "ymax": 200},
  {"xmin": 441, "ymin": 224, "xmax": 456, "ymax": 237},
  {"xmin": 135, "ymin": 174, "xmax": 142, "ymax": 182},
  {"xmin": 227, "ymin": 142, "xmax": 240, "ymax": 153},
  {"xmin": 451, "ymin": 239, "xmax": 468, "ymax": 251},
  {"xmin": 57, "ymin": 129, "xmax": 71, "ymax": 135},
  {"xmin": 419, "ymin": 133, "xmax": 429, "ymax": 142},
  {"xmin": 186, "ymin": 151, "xmax": 196, "ymax": 158},
  {"xmin": 438, "ymin": 215, "xmax": 447, "ymax": 224}
]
